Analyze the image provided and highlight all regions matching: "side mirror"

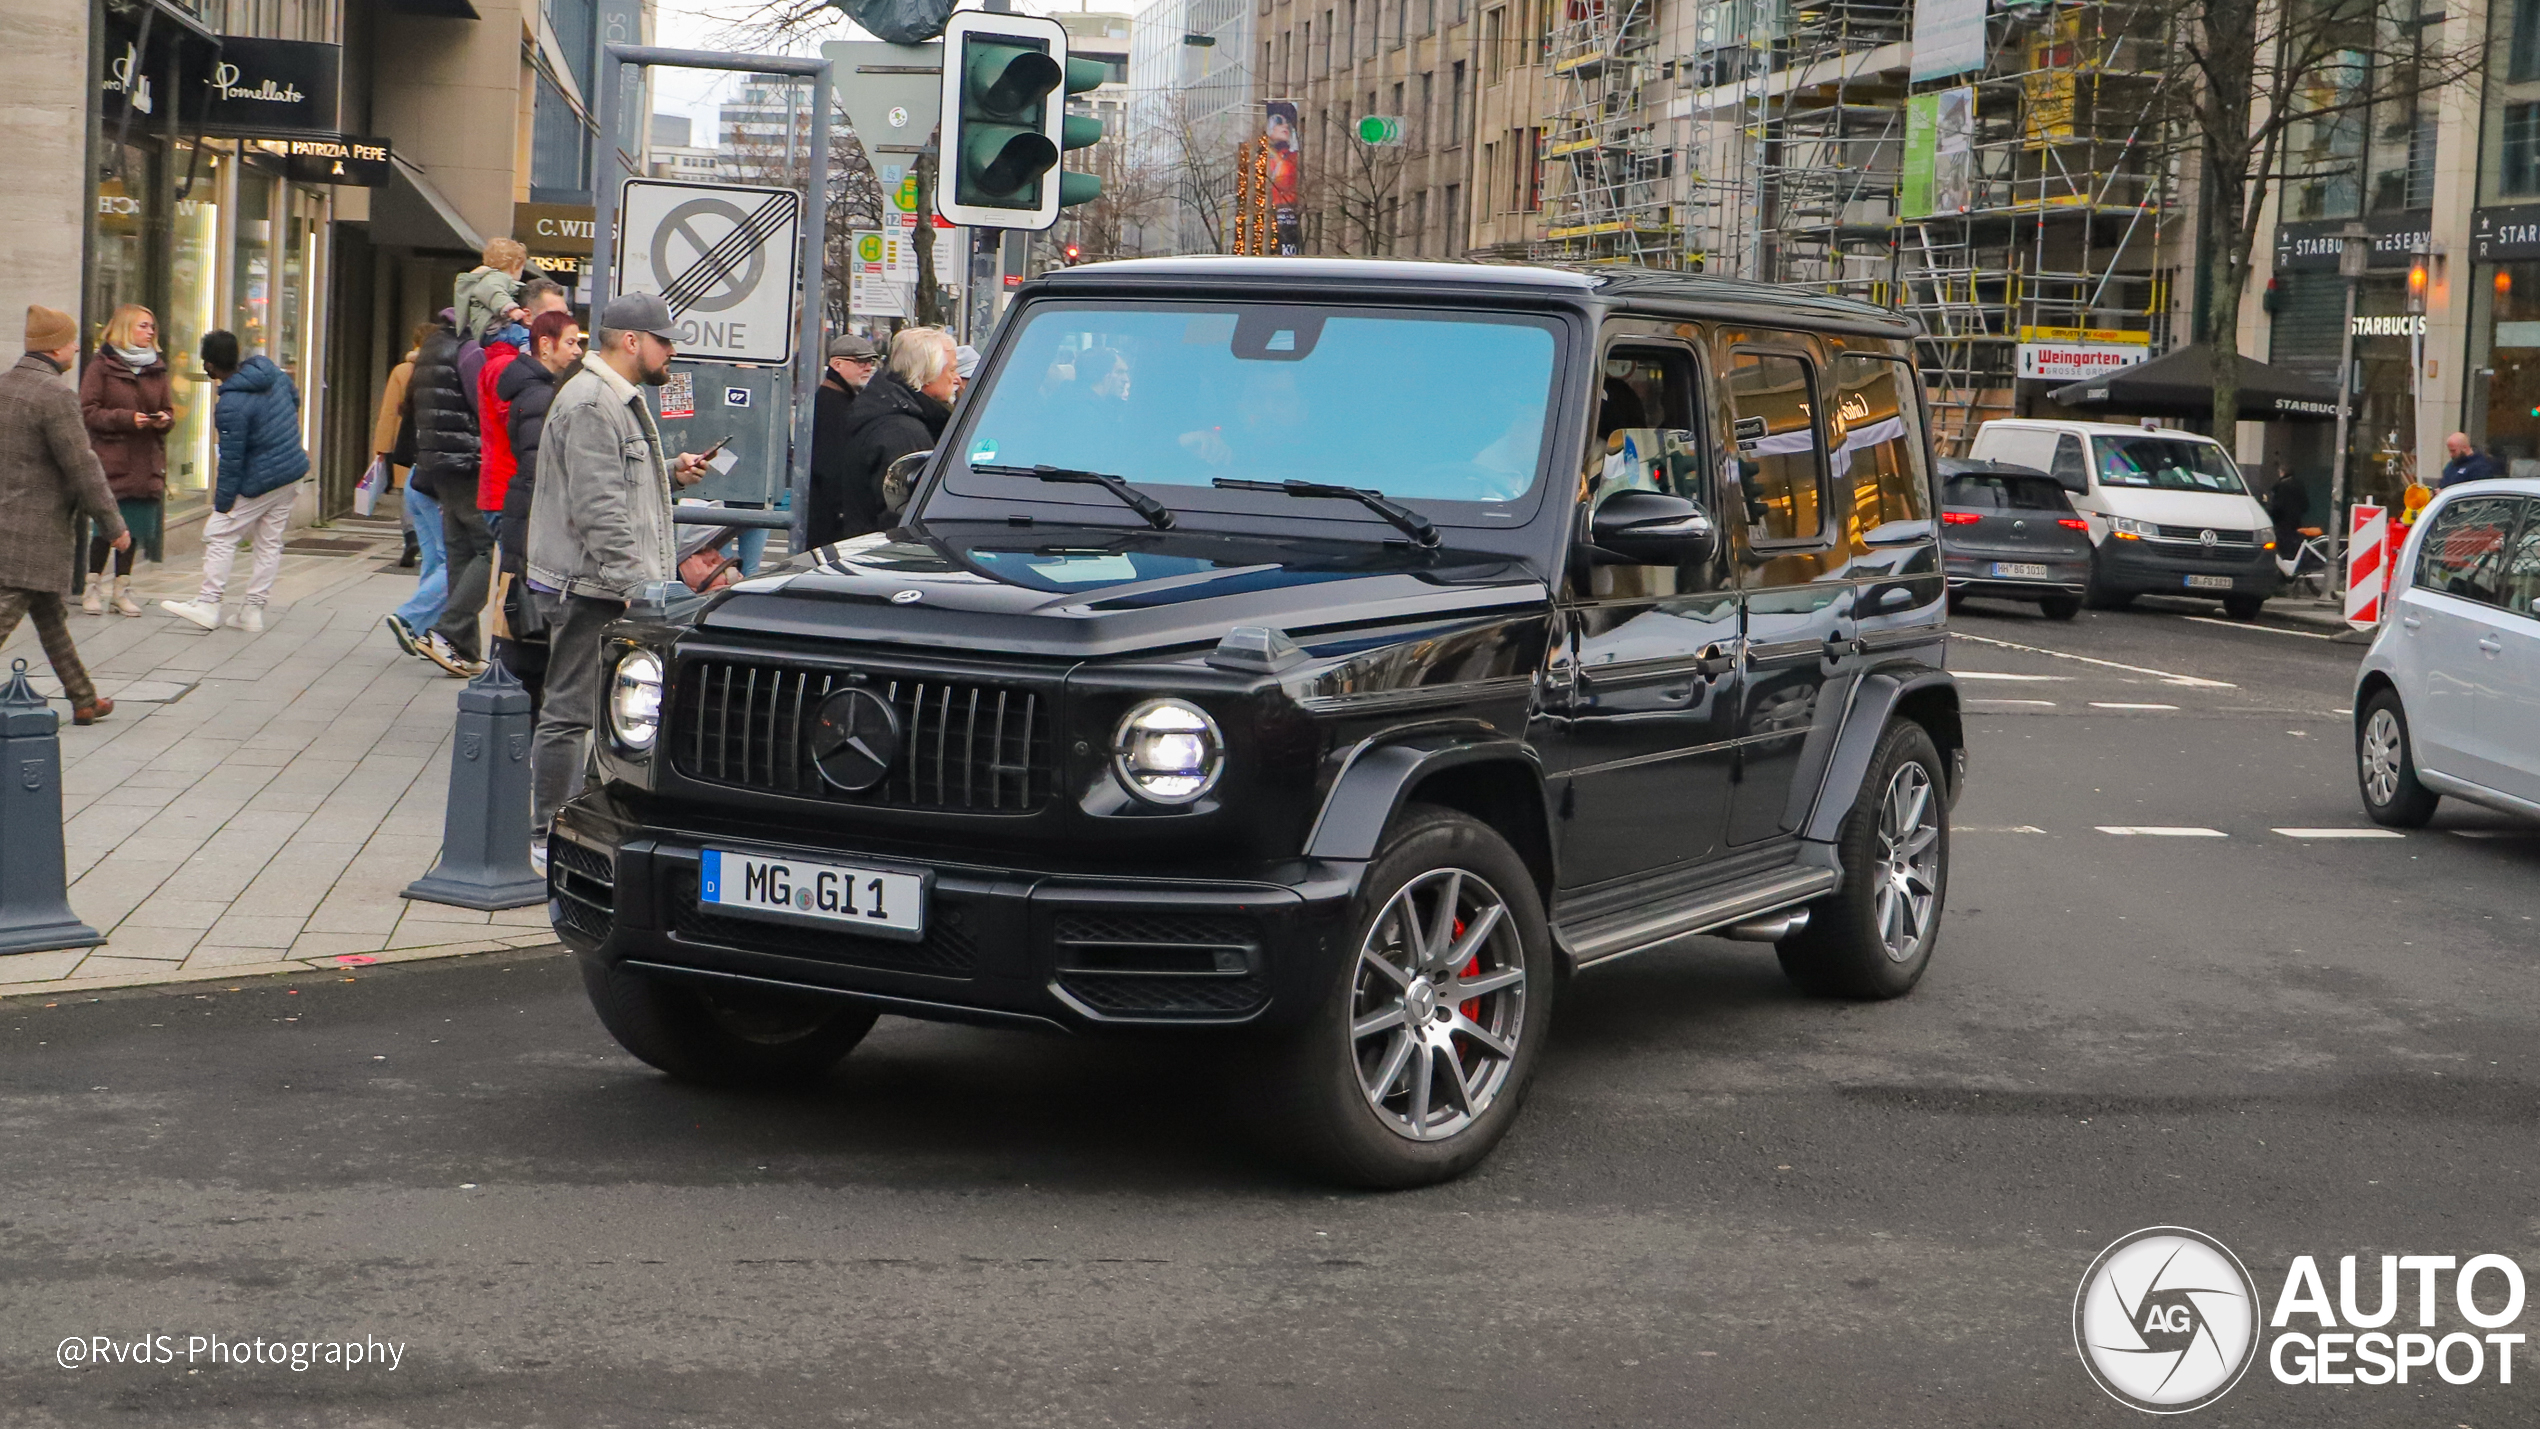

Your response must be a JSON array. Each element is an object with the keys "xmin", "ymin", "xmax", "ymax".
[
  {"xmin": 1589, "ymin": 489, "xmax": 1717, "ymax": 566},
  {"xmin": 882, "ymin": 449, "xmax": 933, "ymax": 512}
]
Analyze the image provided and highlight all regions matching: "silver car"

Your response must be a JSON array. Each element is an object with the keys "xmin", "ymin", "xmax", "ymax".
[{"xmin": 2353, "ymin": 477, "xmax": 2540, "ymax": 825}]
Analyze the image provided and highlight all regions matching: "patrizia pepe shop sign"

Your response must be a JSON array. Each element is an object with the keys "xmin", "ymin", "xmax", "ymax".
[{"xmin": 200, "ymin": 38, "xmax": 339, "ymax": 133}]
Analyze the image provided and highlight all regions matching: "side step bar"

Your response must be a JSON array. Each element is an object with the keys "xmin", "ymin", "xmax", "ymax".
[{"xmin": 1559, "ymin": 867, "xmax": 1840, "ymax": 970}]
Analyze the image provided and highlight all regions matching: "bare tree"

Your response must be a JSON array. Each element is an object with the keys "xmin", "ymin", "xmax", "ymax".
[
  {"xmin": 716, "ymin": 93, "xmax": 888, "ymax": 331},
  {"xmin": 1321, "ymin": 128, "xmax": 1412, "ymax": 257},
  {"xmin": 2166, "ymin": 0, "xmax": 2478, "ymax": 435}
]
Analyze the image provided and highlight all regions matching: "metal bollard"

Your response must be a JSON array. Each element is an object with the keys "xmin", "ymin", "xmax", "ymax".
[
  {"xmin": 0, "ymin": 659, "xmax": 104, "ymax": 956},
  {"xmin": 402, "ymin": 660, "xmax": 547, "ymax": 910}
]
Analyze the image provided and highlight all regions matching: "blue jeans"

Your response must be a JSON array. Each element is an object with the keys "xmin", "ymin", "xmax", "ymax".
[{"xmin": 393, "ymin": 483, "xmax": 449, "ymax": 629}]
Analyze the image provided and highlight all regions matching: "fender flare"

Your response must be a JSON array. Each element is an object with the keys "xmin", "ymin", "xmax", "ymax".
[
  {"xmin": 1302, "ymin": 733, "xmax": 1552, "ymax": 865},
  {"xmin": 1802, "ymin": 668, "xmax": 1962, "ymax": 844}
]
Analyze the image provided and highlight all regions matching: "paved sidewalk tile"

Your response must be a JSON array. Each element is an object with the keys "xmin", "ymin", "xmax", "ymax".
[{"xmin": 0, "ymin": 521, "xmax": 564, "ymax": 999}]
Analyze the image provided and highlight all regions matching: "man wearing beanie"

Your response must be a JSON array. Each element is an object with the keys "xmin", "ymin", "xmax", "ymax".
[{"xmin": 0, "ymin": 305, "xmax": 129, "ymax": 724}]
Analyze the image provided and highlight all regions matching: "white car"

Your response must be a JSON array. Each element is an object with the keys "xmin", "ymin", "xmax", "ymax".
[{"xmin": 2353, "ymin": 477, "xmax": 2540, "ymax": 825}]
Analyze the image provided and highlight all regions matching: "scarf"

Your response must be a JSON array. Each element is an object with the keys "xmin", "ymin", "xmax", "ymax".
[{"xmin": 114, "ymin": 345, "xmax": 160, "ymax": 370}]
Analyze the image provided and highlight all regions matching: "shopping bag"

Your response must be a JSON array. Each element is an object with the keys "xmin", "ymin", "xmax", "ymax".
[{"xmin": 353, "ymin": 456, "xmax": 389, "ymax": 517}]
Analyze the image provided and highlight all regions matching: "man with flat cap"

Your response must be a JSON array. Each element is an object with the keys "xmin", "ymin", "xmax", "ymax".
[
  {"xmin": 807, "ymin": 332, "xmax": 883, "ymax": 549},
  {"xmin": 0, "ymin": 304, "xmax": 130, "ymax": 724},
  {"xmin": 525, "ymin": 292, "xmax": 711, "ymax": 851}
]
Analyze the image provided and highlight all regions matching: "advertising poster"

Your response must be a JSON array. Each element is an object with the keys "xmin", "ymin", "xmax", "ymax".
[
  {"xmin": 1935, "ymin": 87, "xmax": 1975, "ymax": 216},
  {"xmin": 1265, "ymin": 99, "xmax": 1303, "ymax": 256},
  {"xmin": 1901, "ymin": 93, "xmax": 1937, "ymax": 219}
]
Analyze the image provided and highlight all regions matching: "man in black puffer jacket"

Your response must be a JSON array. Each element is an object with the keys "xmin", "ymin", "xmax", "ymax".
[
  {"xmin": 490, "ymin": 309, "xmax": 582, "ymax": 705},
  {"xmin": 832, "ymin": 327, "xmax": 958, "ymax": 533},
  {"xmin": 387, "ymin": 311, "xmax": 482, "ymax": 666}
]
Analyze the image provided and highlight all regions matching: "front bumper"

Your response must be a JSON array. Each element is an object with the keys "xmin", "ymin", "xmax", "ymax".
[
  {"xmin": 2094, "ymin": 539, "xmax": 2282, "ymax": 598},
  {"xmin": 547, "ymin": 796, "xmax": 1364, "ymax": 1034}
]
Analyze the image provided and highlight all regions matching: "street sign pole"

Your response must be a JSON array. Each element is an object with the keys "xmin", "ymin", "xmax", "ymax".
[{"xmin": 594, "ymin": 44, "xmax": 831, "ymax": 553}]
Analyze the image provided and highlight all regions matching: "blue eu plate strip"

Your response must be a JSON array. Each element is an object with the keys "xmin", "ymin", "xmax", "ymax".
[{"xmin": 701, "ymin": 850, "xmax": 722, "ymax": 902}]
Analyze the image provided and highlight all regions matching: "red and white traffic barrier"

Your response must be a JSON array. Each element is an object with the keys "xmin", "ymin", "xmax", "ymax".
[{"xmin": 2345, "ymin": 501, "xmax": 2389, "ymax": 629}]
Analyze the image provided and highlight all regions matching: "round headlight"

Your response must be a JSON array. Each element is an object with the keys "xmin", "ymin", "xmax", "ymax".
[
  {"xmin": 1112, "ymin": 698, "xmax": 1223, "ymax": 805},
  {"xmin": 609, "ymin": 649, "xmax": 665, "ymax": 751}
]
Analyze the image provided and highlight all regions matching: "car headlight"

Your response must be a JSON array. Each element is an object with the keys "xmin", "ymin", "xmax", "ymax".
[
  {"xmin": 608, "ymin": 649, "xmax": 665, "ymax": 751},
  {"xmin": 1112, "ymin": 698, "xmax": 1223, "ymax": 805},
  {"xmin": 2107, "ymin": 515, "xmax": 2157, "ymax": 539}
]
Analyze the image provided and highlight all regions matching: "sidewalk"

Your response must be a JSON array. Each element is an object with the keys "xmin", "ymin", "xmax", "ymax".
[{"xmin": 0, "ymin": 509, "xmax": 557, "ymax": 999}]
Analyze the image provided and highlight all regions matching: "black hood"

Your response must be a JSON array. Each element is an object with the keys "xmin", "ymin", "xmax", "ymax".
[{"xmin": 694, "ymin": 522, "xmax": 1546, "ymax": 660}]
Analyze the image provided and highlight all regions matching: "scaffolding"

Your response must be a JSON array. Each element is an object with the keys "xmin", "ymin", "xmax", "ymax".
[{"xmin": 1537, "ymin": 0, "xmax": 1681, "ymax": 265}]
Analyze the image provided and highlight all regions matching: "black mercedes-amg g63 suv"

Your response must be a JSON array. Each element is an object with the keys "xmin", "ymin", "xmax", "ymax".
[{"xmin": 550, "ymin": 257, "xmax": 1962, "ymax": 1187}]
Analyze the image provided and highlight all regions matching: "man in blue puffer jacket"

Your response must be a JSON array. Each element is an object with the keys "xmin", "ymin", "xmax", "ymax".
[{"xmin": 160, "ymin": 330, "xmax": 309, "ymax": 635}]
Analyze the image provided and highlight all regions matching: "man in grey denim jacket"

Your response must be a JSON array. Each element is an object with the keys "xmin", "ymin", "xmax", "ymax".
[{"xmin": 526, "ymin": 292, "xmax": 707, "ymax": 839}]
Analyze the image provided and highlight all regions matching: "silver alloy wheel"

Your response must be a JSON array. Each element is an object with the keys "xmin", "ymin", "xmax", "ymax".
[
  {"xmin": 1350, "ymin": 867, "xmax": 1527, "ymax": 1142},
  {"xmin": 2361, "ymin": 707, "xmax": 2404, "ymax": 807},
  {"xmin": 1873, "ymin": 761, "xmax": 1942, "ymax": 963}
]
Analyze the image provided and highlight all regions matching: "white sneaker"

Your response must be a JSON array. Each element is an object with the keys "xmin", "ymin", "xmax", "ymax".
[
  {"xmin": 422, "ymin": 632, "xmax": 486, "ymax": 677},
  {"xmin": 527, "ymin": 837, "xmax": 549, "ymax": 877},
  {"xmin": 224, "ymin": 605, "xmax": 265, "ymax": 633},
  {"xmin": 81, "ymin": 584, "xmax": 104, "ymax": 615},
  {"xmin": 160, "ymin": 599, "xmax": 220, "ymax": 631}
]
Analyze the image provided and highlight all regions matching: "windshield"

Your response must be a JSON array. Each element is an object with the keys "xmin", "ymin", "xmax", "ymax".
[
  {"xmin": 2092, "ymin": 436, "xmax": 2248, "ymax": 494},
  {"xmin": 947, "ymin": 303, "xmax": 1562, "ymax": 522}
]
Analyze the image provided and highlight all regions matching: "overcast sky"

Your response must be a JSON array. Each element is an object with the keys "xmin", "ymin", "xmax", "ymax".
[{"xmin": 648, "ymin": 0, "xmax": 1119, "ymax": 142}]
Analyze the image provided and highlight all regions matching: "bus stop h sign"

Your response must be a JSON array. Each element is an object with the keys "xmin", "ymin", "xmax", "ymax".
[{"xmin": 613, "ymin": 178, "xmax": 803, "ymax": 366}]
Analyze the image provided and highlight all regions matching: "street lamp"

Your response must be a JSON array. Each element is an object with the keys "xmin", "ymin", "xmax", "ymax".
[{"xmin": 2329, "ymin": 222, "xmax": 2371, "ymax": 573}]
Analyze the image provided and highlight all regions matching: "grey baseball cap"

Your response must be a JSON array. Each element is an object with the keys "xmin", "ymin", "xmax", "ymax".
[
  {"xmin": 600, "ymin": 291, "xmax": 679, "ymax": 341},
  {"xmin": 955, "ymin": 345, "xmax": 981, "ymax": 379},
  {"xmin": 827, "ymin": 333, "xmax": 880, "ymax": 361}
]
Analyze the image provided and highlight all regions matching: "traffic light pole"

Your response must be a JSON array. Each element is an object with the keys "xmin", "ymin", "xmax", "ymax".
[{"xmin": 592, "ymin": 44, "xmax": 832, "ymax": 553}]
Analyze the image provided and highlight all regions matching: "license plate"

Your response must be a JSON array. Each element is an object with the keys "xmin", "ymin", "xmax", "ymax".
[
  {"xmin": 2184, "ymin": 574, "xmax": 2235, "ymax": 590},
  {"xmin": 699, "ymin": 850, "xmax": 926, "ymax": 938},
  {"xmin": 1993, "ymin": 562, "xmax": 2051, "ymax": 579}
]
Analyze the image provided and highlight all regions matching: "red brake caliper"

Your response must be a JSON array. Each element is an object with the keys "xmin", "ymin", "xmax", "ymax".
[{"xmin": 1455, "ymin": 918, "xmax": 1481, "ymax": 1021}]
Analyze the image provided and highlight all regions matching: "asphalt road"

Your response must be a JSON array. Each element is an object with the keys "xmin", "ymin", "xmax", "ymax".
[{"xmin": 8, "ymin": 598, "xmax": 2539, "ymax": 1428}]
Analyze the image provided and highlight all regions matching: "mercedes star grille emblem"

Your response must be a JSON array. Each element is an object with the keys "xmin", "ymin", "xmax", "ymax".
[{"xmin": 810, "ymin": 687, "xmax": 902, "ymax": 792}]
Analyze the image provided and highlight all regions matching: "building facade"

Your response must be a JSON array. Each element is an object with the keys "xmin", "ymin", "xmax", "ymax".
[{"xmin": 1256, "ymin": 0, "xmax": 1480, "ymax": 258}]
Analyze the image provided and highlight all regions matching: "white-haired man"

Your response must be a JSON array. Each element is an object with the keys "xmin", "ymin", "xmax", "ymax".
[{"xmin": 831, "ymin": 326, "xmax": 958, "ymax": 529}]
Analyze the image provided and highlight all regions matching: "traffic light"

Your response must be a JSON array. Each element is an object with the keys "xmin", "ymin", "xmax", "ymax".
[{"xmin": 936, "ymin": 12, "xmax": 1102, "ymax": 230}]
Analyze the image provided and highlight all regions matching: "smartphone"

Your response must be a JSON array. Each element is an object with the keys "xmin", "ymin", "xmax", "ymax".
[{"xmin": 697, "ymin": 433, "xmax": 734, "ymax": 459}]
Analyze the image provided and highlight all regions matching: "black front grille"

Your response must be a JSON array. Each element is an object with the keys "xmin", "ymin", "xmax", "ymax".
[
  {"xmin": 665, "ymin": 869, "xmax": 979, "ymax": 976},
  {"xmin": 2155, "ymin": 525, "xmax": 2259, "ymax": 545},
  {"xmin": 670, "ymin": 659, "xmax": 1054, "ymax": 813},
  {"xmin": 1051, "ymin": 910, "xmax": 1266, "ymax": 1019},
  {"xmin": 549, "ymin": 837, "xmax": 614, "ymax": 943}
]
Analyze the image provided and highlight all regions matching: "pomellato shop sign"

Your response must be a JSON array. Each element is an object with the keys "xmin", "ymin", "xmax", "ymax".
[{"xmin": 200, "ymin": 38, "xmax": 339, "ymax": 133}]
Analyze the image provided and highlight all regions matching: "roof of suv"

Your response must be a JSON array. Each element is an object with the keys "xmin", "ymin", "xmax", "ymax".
[
  {"xmin": 1982, "ymin": 418, "xmax": 2225, "ymax": 441},
  {"xmin": 1030, "ymin": 256, "xmax": 1920, "ymax": 337}
]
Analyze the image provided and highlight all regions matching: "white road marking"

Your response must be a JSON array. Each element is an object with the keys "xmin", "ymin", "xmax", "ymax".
[
  {"xmin": 2453, "ymin": 829, "xmax": 2539, "ymax": 840},
  {"xmin": 2181, "ymin": 615, "xmax": 2337, "ymax": 640},
  {"xmin": 1950, "ymin": 631, "xmax": 2237, "ymax": 687},
  {"xmin": 1954, "ymin": 671, "xmax": 2073, "ymax": 682},
  {"xmin": 1967, "ymin": 698, "xmax": 2058, "ymax": 710},
  {"xmin": 2272, "ymin": 828, "xmax": 2406, "ymax": 839},
  {"xmin": 1960, "ymin": 825, "xmax": 2049, "ymax": 833},
  {"xmin": 2089, "ymin": 702, "xmax": 2180, "ymax": 710},
  {"xmin": 2096, "ymin": 826, "xmax": 2229, "ymax": 837}
]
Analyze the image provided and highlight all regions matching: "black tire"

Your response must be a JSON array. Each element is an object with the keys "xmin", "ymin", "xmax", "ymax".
[
  {"xmin": 1259, "ymin": 805, "xmax": 1555, "ymax": 1189},
  {"xmin": 2222, "ymin": 593, "xmax": 2265, "ymax": 620},
  {"xmin": 581, "ymin": 960, "xmax": 880, "ymax": 1088},
  {"xmin": 2082, "ymin": 554, "xmax": 2133, "ymax": 610},
  {"xmin": 2357, "ymin": 689, "xmax": 2440, "ymax": 828},
  {"xmin": 2039, "ymin": 594, "xmax": 2082, "ymax": 621},
  {"xmin": 1778, "ymin": 722, "xmax": 1948, "ymax": 1000}
]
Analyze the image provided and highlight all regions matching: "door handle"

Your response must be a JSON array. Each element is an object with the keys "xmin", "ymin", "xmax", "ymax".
[
  {"xmin": 2401, "ymin": 615, "xmax": 2422, "ymax": 630},
  {"xmin": 2479, "ymin": 635, "xmax": 2504, "ymax": 654},
  {"xmin": 1696, "ymin": 643, "xmax": 1737, "ymax": 679}
]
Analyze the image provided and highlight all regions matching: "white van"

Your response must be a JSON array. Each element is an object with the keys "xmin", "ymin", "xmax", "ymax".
[{"xmin": 1966, "ymin": 419, "xmax": 2282, "ymax": 617}]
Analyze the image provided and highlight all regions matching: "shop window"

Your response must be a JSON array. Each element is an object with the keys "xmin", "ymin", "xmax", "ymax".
[{"xmin": 2515, "ymin": 0, "xmax": 2540, "ymax": 82}]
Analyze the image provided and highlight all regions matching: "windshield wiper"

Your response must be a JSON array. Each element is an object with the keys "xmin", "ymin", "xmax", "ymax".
[
  {"xmin": 972, "ymin": 463, "xmax": 1175, "ymax": 530},
  {"xmin": 1212, "ymin": 479, "xmax": 1441, "ymax": 549}
]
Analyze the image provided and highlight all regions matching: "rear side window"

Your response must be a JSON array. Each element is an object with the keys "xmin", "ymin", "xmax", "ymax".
[
  {"xmin": 1726, "ymin": 349, "xmax": 1827, "ymax": 545},
  {"xmin": 1831, "ymin": 354, "xmax": 1930, "ymax": 540},
  {"xmin": 2414, "ymin": 497, "xmax": 2519, "ymax": 606},
  {"xmin": 2493, "ymin": 499, "xmax": 2540, "ymax": 617}
]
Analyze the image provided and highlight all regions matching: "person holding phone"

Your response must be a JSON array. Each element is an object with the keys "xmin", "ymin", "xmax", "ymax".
[{"xmin": 78, "ymin": 304, "xmax": 171, "ymax": 616}]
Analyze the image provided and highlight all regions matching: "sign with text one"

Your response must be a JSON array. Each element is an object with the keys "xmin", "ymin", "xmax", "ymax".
[{"xmin": 613, "ymin": 179, "xmax": 802, "ymax": 366}]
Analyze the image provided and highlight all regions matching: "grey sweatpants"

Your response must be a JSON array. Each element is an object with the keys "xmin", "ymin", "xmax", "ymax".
[{"xmin": 530, "ymin": 590, "xmax": 627, "ymax": 832}]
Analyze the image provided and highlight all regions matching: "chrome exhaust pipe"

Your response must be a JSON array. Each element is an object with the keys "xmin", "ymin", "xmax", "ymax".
[{"xmin": 1717, "ymin": 908, "xmax": 1810, "ymax": 943}]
